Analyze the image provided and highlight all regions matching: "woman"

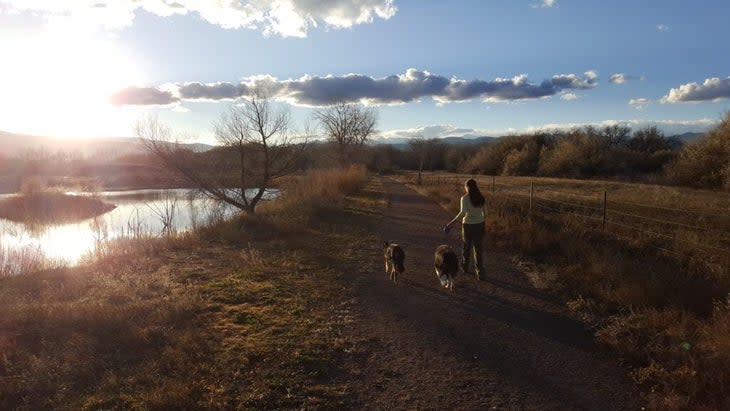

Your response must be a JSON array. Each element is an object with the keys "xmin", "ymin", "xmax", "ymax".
[{"xmin": 445, "ymin": 178, "xmax": 486, "ymax": 280}]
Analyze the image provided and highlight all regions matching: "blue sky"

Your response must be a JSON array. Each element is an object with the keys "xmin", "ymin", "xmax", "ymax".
[{"xmin": 1, "ymin": 0, "xmax": 729, "ymax": 142}]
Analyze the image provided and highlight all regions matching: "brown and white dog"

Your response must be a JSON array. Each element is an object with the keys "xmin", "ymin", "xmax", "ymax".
[
  {"xmin": 383, "ymin": 241, "xmax": 405, "ymax": 283},
  {"xmin": 434, "ymin": 244, "xmax": 459, "ymax": 291}
]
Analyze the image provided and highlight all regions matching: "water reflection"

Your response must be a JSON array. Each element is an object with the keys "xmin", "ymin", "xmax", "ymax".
[{"xmin": 0, "ymin": 188, "xmax": 276, "ymax": 267}]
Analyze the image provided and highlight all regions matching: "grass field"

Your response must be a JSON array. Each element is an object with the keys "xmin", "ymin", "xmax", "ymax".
[
  {"xmin": 407, "ymin": 172, "xmax": 729, "ymax": 274},
  {"xmin": 0, "ymin": 166, "xmax": 387, "ymax": 410},
  {"xmin": 398, "ymin": 171, "xmax": 730, "ymax": 410}
]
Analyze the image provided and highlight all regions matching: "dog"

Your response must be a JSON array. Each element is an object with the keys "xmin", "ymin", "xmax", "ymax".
[
  {"xmin": 434, "ymin": 244, "xmax": 459, "ymax": 291},
  {"xmin": 383, "ymin": 241, "xmax": 405, "ymax": 283}
]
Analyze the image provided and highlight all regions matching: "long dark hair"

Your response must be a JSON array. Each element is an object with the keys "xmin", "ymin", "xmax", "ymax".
[{"xmin": 465, "ymin": 179, "xmax": 485, "ymax": 207}]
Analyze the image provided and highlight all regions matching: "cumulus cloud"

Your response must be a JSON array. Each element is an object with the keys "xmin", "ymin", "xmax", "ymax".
[
  {"xmin": 532, "ymin": 0, "xmax": 557, "ymax": 8},
  {"xmin": 609, "ymin": 73, "xmax": 643, "ymax": 84},
  {"xmin": 561, "ymin": 93, "xmax": 579, "ymax": 101},
  {"xmin": 0, "ymin": 0, "xmax": 397, "ymax": 37},
  {"xmin": 661, "ymin": 77, "xmax": 730, "ymax": 103},
  {"xmin": 111, "ymin": 68, "xmax": 599, "ymax": 107},
  {"xmin": 628, "ymin": 98, "xmax": 650, "ymax": 110},
  {"xmin": 656, "ymin": 24, "xmax": 669, "ymax": 32}
]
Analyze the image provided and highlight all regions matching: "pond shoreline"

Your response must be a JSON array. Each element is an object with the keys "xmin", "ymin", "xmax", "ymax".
[{"xmin": 0, "ymin": 188, "xmax": 276, "ymax": 270}]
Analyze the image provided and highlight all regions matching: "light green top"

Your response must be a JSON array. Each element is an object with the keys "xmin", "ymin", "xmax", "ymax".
[{"xmin": 452, "ymin": 194, "xmax": 486, "ymax": 225}]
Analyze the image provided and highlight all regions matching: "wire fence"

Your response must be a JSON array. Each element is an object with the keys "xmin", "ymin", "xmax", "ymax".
[{"xmin": 408, "ymin": 173, "xmax": 730, "ymax": 274}]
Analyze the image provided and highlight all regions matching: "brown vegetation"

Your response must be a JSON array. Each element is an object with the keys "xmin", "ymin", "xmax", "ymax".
[
  {"xmin": 0, "ymin": 180, "xmax": 115, "ymax": 224},
  {"xmin": 459, "ymin": 125, "xmax": 680, "ymax": 180},
  {"xmin": 401, "ymin": 172, "xmax": 730, "ymax": 410},
  {"xmin": 666, "ymin": 114, "xmax": 730, "ymax": 190},
  {"xmin": 0, "ymin": 167, "xmax": 373, "ymax": 409}
]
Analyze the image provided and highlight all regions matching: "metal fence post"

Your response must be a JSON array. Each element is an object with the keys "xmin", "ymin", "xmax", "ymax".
[{"xmin": 602, "ymin": 191, "xmax": 607, "ymax": 231}]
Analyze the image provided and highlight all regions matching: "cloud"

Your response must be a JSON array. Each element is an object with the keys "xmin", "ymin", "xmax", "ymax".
[
  {"xmin": 378, "ymin": 124, "xmax": 499, "ymax": 141},
  {"xmin": 560, "ymin": 93, "xmax": 579, "ymax": 101},
  {"xmin": 0, "ymin": 0, "xmax": 397, "ymax": 37},
  {"xmin": 661, "ymin": 77, "xmax": 730, "ymax": 103},
  {"xmin": 532, "ymin": 0, "xmax": 558, "ymax": 8},
  {"xmin": 172, "ymin": 105, "xmax": 191, "ymax": 113},
  {"xmin": 376, "ymin": 118, "xmax": 718, "ymax": 142},
  {"xmin": 524, "ymin": 118, "xmax": 717, "ymax": 135},
  {"xmin": 109, "ymin": 86, "xmax": 179, "ymax": 106},
  {"xmin": 656, "ymin": 24, "xmax": 669, "ymax": 32},
  {"xmin": 111, "ymin": 68, "xmax": 599, "ymax": 107},
  {"xmin": 628, "ymin": 98, "xmax": 650, "ymax": 110},
  {"xmin": 609, "ymin": 73, "xmax": 643, "ymax": 84}
]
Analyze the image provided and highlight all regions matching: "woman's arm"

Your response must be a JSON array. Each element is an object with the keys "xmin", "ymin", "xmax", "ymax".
[{"xmin": 446, "ymin": 196, "xmax": 466, "ymax": 227}]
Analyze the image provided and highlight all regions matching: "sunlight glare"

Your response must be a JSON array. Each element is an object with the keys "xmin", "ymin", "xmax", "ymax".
[{"xmin": 0, "ymin": 32, "xmax": 143, "ymax": 137}]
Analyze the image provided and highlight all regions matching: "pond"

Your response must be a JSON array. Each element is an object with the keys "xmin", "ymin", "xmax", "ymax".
[{"xmin": 0, "ymin": 188, "xmax": 276, "ymax": 271}]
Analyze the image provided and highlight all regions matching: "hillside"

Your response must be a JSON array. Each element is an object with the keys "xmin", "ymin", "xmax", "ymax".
[{"xmin": 0, "ymin": 130, "xmax": 212, "ymax": 159}]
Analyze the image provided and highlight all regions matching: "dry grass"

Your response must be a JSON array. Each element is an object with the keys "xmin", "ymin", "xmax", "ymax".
[
  {"xmin": 0, "ymin": 244, "xmax": 52, "ymax": 277},
  {"xmin": 0, "ymin": 191, "xmax": 115, "ymax": 224},
  {"xmin": 0, "ymin": 166, "xmax": 377, "ymax": 410},
  {"xmin": 399, "ymin": 171, "xmax": 730, "ymax": 410},
  {"xmin": 260, "ymin": 165, "xmax": 368, "ymax": 229}
]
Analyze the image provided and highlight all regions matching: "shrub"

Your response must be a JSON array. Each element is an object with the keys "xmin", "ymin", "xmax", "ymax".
[
  {"xmin": 461, "ymin": 134, "xmax": 550, "ymax": 175},
  {"xmin": 259, "ymin": 165, "xmax": 367, "ymax": 229},
  {"xmin": 666, "ymin": 113, "xmax": 730, "ymax": 189}
]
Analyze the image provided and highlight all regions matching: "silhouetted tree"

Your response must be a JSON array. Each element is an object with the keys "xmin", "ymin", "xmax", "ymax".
[
  {"xmin": 314, "ymin": 102, "xmax": 377, "ymax": 166},
  {"xmin": 408, "ymin": 136, "xmax": 443, "ymax": 184},
  {"xmin": 138, "ymin": 90, "xmax": 309, "ymax": 214}
]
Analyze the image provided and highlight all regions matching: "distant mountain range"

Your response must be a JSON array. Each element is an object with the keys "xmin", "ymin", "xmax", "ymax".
[
  {"xmin": 0, "ymin": 129, "xmax": 705, "ymax": 159},
  {"xmin": 371, "ymin": 135, "xmax": 498, "ymax": 149},
  {"xmin": 671, "ymin": 132, "xmax": 705, "ymax": 143},
  {"xmin": 0, "ymin": 131, "xmax": 213, "ymax": 158}
]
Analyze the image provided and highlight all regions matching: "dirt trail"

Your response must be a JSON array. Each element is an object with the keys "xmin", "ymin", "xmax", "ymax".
[{"xmin": 343, "ymin": 178, "xmax": 641, "ymax": 410}]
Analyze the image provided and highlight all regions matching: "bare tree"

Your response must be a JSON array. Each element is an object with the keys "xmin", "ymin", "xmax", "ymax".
[
  {"xmin": 314, "ymin": 102, "xmax": 377, "ymax": 166},
  {"xmin": 138, "ymin": 90, "xmax": 308, "ymax": 214},
  {"xmin": 408, "ymin": 136, "xmax": 443, "ymax": 185}
]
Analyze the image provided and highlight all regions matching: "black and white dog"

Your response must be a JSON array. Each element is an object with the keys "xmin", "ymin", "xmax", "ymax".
[
  {"xmin": 383, "ymin": 241, "xmax": 405, "ymax": 284},
  {"xmin": 434, "ymin": 244, "xmax": 459, "ymax": 291}
]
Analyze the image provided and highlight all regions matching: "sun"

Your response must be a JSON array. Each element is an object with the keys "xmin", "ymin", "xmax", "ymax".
[{"xmin": 0, "ymin": 32, "xmax": 143, "ymax": 137}]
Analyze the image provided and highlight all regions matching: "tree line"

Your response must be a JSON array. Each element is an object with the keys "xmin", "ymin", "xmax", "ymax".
[{"xmin": 357, "ymin": 114, "xmax": 730, "ymax": 192}]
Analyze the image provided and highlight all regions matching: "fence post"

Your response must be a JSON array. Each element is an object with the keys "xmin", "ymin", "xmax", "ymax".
[
  {"xmin": 529, "ymin": 181, "xmax": 534, "ymax": 214},
  {"xmin": 602, "ymin": 191, "xmax": 607, "ymax": 231},
  {"xmin": 492, "ymin": 175, "xmax": 495, "ymax": 193}
]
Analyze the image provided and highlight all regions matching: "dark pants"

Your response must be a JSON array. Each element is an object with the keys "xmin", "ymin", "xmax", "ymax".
[{"xmin": 462, "ymin": 222, "xmax": 485, "ymax": 277}]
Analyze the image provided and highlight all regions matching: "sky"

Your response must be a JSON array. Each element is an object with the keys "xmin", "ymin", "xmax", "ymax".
[{"xmin": 1, "ymin": 0, "xmax": 729, "ymax": 143}]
